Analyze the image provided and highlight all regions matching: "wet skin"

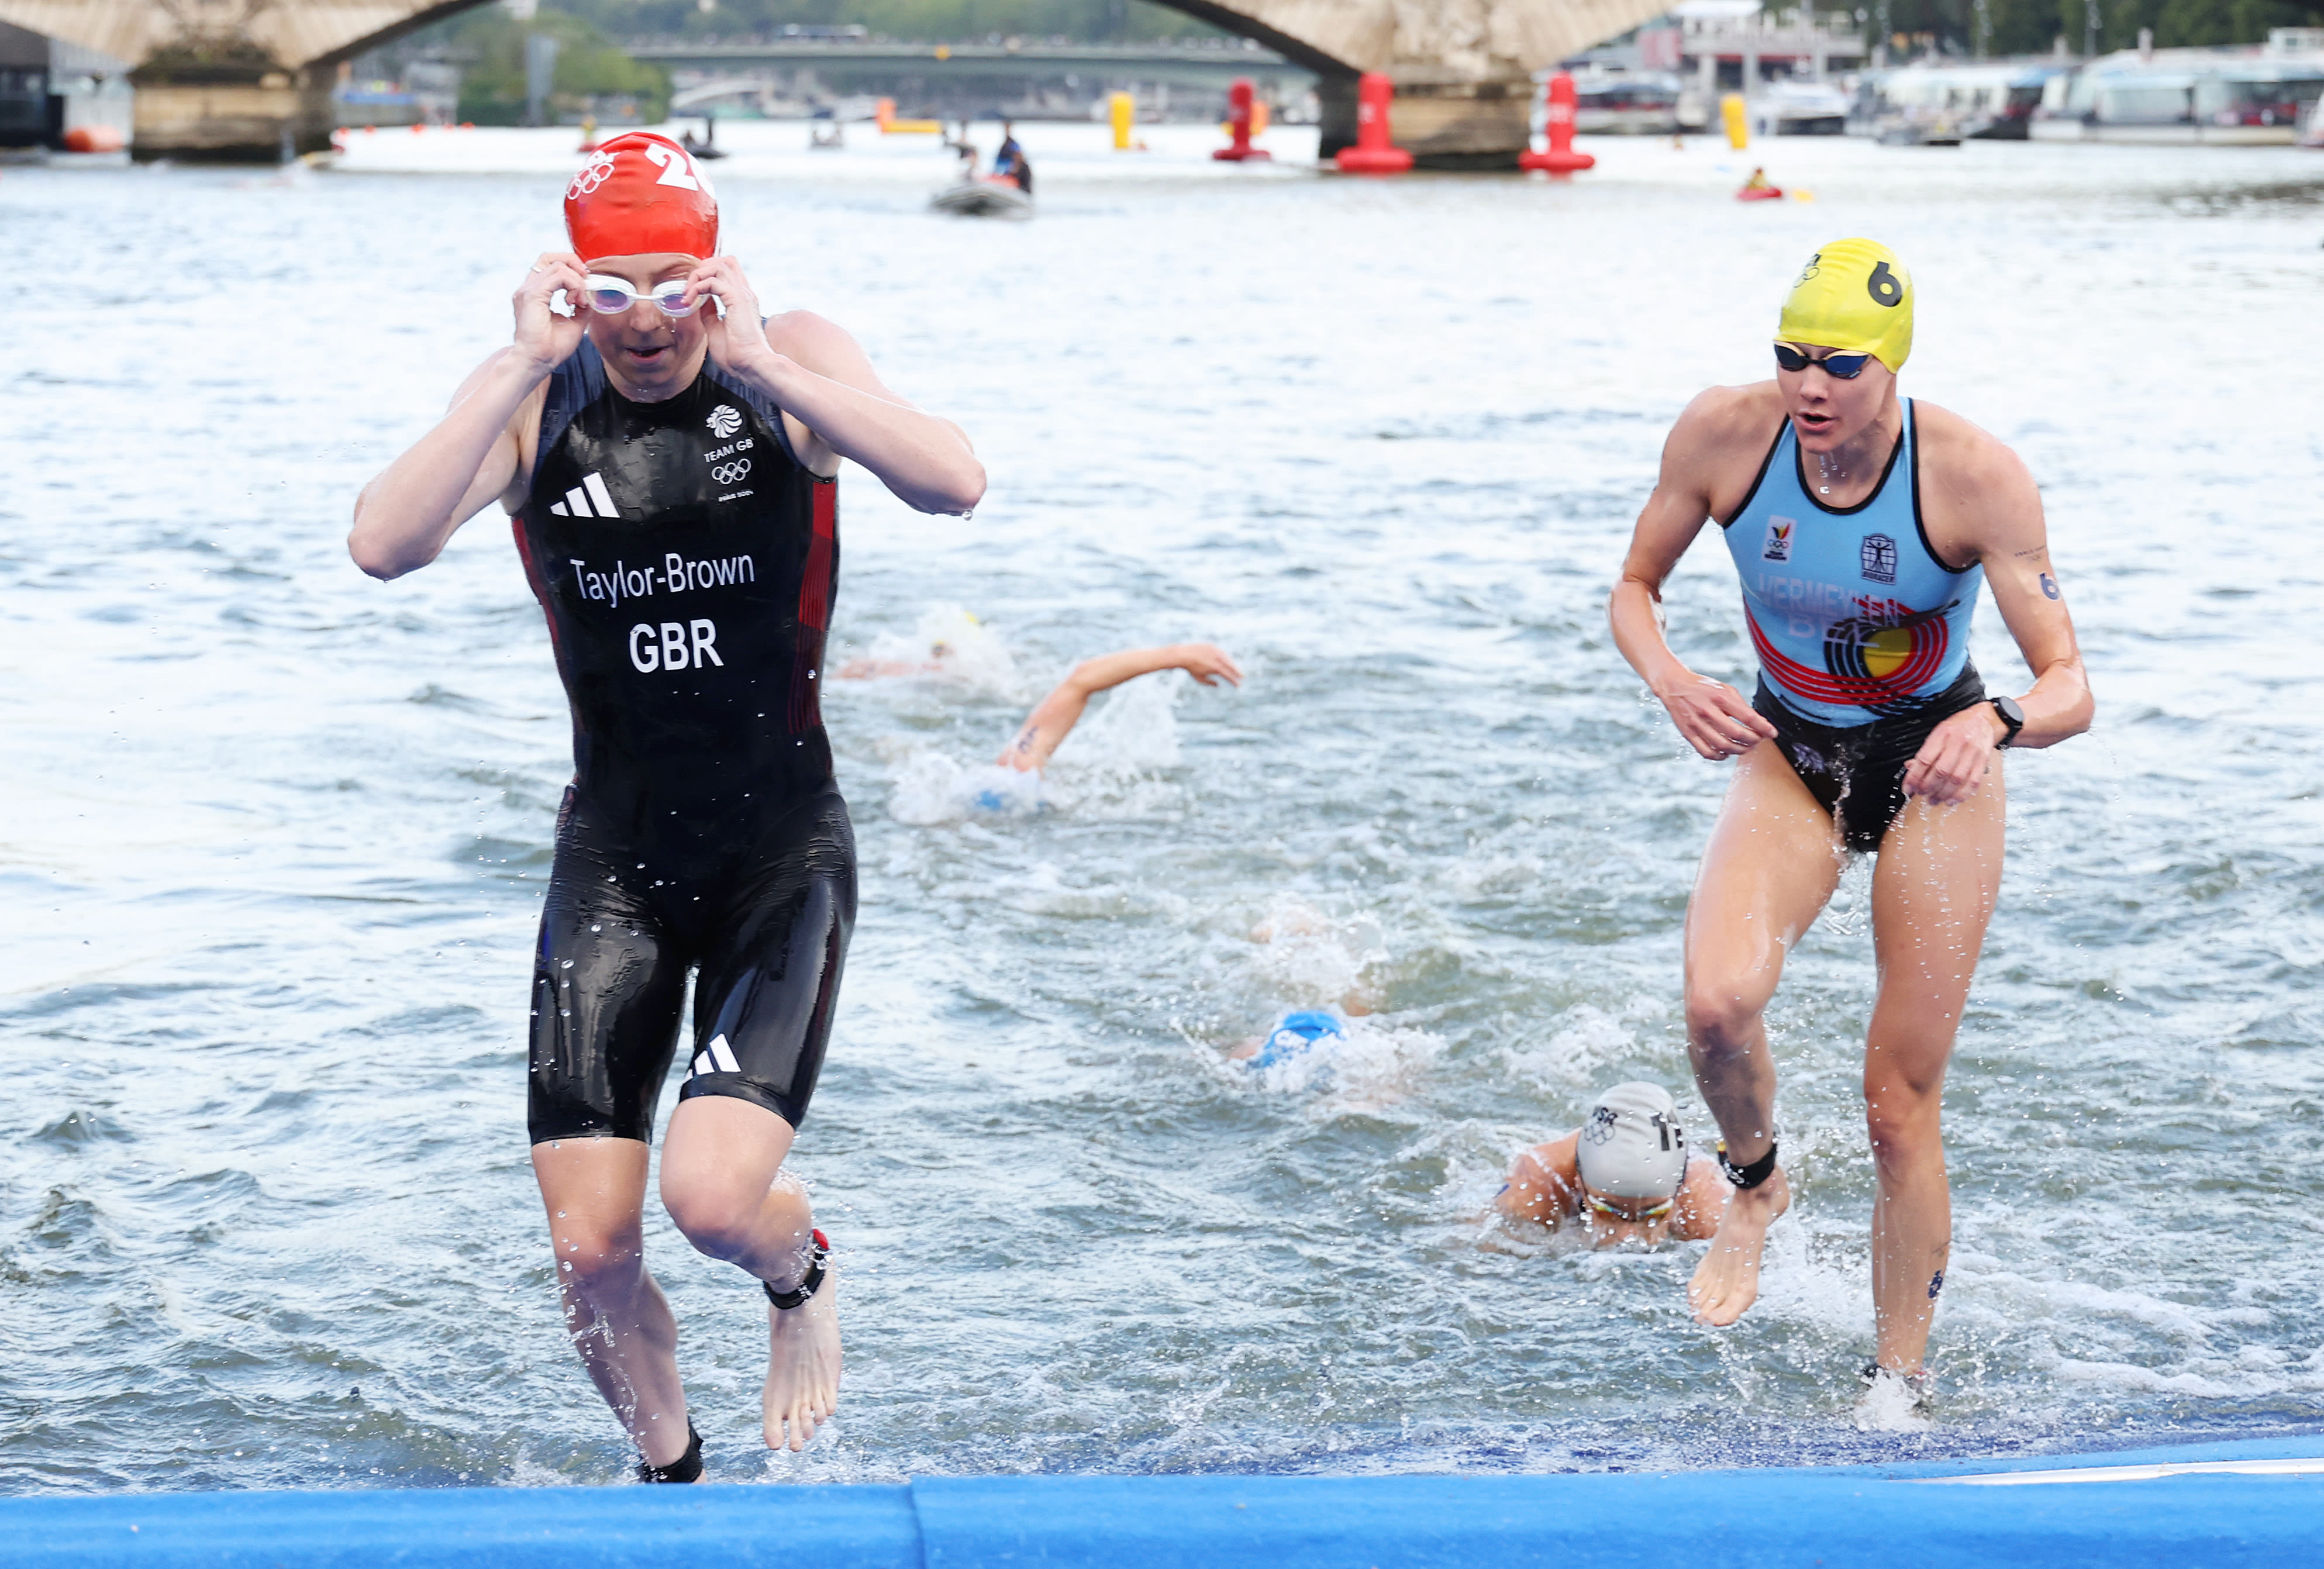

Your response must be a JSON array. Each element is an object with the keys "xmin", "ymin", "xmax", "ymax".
[
  {"xmin": 1492, "ymin": 1132, "xmax": 1728, "ymax": 1248},
  {"xmin": 350, "ymin": 252, "xmax": 986, "ymax": 1463},
  {"xmin": 1606, "ymin": 344, "xmax": 2092, "ymax": 1374}
]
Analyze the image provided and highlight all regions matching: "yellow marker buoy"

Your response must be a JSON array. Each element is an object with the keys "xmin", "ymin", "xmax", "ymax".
[
  {"xmin": 1111, "ymin": 92, "xmax": 1135, "ymax": 151},
  {"xmin": 1721, "ymin": 92, "xmax": 1749, "ymax": 150},
  {"xmin": 875, "ymin": 96, "xmax": 944, "ymax": 135}
]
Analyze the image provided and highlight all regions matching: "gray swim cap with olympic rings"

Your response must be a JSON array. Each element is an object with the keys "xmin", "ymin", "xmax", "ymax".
[{"xmin": 1575, "ymin": 1082, "xmax": 1688, "ymax": 1199}]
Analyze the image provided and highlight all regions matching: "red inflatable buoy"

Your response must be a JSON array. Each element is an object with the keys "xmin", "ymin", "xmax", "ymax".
[
  {"xmin": 1335, "ymin": 73, "xmax": 1413, "ymax": 174},
  {"xmin": 1213, "ymin": 77, "xmax": 1272, "ymax": 163},
  {"xmin": 1518, "ymin": 74, "xmax": 1594, "ymax": 175}
]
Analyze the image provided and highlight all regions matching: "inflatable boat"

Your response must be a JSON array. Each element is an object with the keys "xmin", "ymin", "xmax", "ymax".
[{"xmin": 930, "ymin": 179, "xmax": 1032, "ymax": 219}]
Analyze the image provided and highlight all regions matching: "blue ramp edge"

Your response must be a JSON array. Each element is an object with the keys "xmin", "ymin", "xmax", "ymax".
[
  {"xmin": 6, "ymin": 1437, "xmax": 2323, "ymax": 1569},
  {"xmin": 0, "ymin": 1482, "xmax": 920, "ymax": 1569}
]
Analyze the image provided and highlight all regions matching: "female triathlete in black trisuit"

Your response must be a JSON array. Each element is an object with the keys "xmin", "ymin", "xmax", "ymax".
[{"xmin": 350, "ymin": 133, "xmax": 985, "ymax": 1473}]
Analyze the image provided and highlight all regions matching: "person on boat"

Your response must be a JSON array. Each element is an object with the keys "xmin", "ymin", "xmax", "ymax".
[
  {"xmin": 991, "ymin": 122, "xmax": 1032, "ymax": 195},
  {"xmin": 1607, "ymin": 239, "xmax": 2090, "ymax": 1404},
  {"xmin": 1492, "ymin": 1082, "xmax": 1729, "ymax": 1248},
  {"xmin": 346, "ymin": 131, "xmax": 985, "ymax": 1475},
  {"xmin": 950, "ymin": 123, "xmax": 980, "ymax": 180},
  {"xmin": 1742, "ymin": 165, "xmax": 1774, "ymax": 192}
]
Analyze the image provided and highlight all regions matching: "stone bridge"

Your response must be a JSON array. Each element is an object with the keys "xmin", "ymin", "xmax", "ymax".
[{"xmin": 0, "ymin": 0, "xmax": 1674, "ymax": 160}]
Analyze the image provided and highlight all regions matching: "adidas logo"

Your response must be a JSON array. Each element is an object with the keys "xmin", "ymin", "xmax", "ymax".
[
  {"xmin": 549, "ymin": 472, "xmax": 622, "ymax": 519},
  {"xmin": 691, "ymin": 1033, "xmax": 741, "ymax": 1077}
]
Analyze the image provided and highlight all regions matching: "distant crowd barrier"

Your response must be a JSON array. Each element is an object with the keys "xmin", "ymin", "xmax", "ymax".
[{"xmin": 6, "ymin": 1437, "xmax": 2321, "ymax": 1567}]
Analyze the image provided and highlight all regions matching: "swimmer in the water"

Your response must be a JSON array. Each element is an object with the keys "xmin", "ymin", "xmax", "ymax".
[
  {"xmin": 834, "ymin": 608, "xmax": 994, "ymax": 680},
  {"xmin": 1227, "ymin": 1009, "xmax": 1353, "ymax": 1066},
  {"xmin": 995, "ymin": 643, "xmax": 1239, "ymax": 771},
  {"xmin": 839, "ymin": 639, "xmax": 1239, "ymax": 771},
  {"xmin": 1609, "ymin": 239, "xmax": 2091, "ymax": 1400},
  {"xmin": 1491, "ymin": 1083, "xmax": 1728, "ymax": 1248},
  {"xmin": 348, "ymin": 132, "xmax": 985, "ymax": 1472}
]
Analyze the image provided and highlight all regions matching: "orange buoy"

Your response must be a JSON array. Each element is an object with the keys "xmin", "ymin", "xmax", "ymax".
[
  {"xmin": 1518, "ymin": 73, "xmax": 1594, "ymax": 175},
  {"xmin": 1213, "ymin": 77, "xmax": 1271, "ymax": 162},
  {"xmin": 62, "ymin": 125, "xmax": 125, "ymax": 154},
  {"xmin": 1334, "ymin": 73, "xmax": 1412, "ymax": 175}
]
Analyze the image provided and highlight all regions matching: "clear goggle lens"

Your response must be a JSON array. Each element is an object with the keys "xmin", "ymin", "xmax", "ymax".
[{"xmin": 581, "ymin": 275, "xmax": 696, "ymax": 317}]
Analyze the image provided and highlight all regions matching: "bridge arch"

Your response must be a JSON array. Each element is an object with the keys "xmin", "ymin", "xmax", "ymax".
[{"xmin": 0, "ymin": 0, "xmax": 1671, "ymax": 160}]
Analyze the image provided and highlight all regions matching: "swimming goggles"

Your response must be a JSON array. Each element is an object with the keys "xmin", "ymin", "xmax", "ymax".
[
  {"xmin": 1585, "ymin": 1191, "xmax": 1676, "ymax": 1223},
  {"xmin": 1774, "ymin": 344, "xmax": 1874, "ymax": 379},
  {"xmin": 580, "ymin": 274, "xmax": 702, "ymax": 318}
]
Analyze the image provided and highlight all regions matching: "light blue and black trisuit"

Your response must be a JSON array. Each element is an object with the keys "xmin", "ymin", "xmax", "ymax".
[{"xmin": 1718, "ymin": 399, "xmax": 1989, "ymax": 850}]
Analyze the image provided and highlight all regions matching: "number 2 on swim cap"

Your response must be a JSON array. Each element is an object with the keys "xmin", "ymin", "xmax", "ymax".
[
  {"xmin": 1867, "ymin": 261, "xmax": 1903, "ymax": 308},
  {"xmin": 643, "ymin": 142, "xmax": 701, "ymax": 191}
]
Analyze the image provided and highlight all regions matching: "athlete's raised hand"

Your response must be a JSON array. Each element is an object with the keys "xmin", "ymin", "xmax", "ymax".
[
  {"xmin": 1902, "ymin": 704, "xmax": 2005, "ymax": 805},
  {"xmin": 513, "ymin": 252, "xmax": 587, "ymax": 373},
  {"xmin": 1172, "ymin": 643, "xmax": 1244, "ymax": 688},
  {"xmin": 685, "ymin": 256, "xmax": 771, "ymax": 375},
  {"xmin": 1658, "ymin": 674, "xmax": 1778, "ymax": 762}
]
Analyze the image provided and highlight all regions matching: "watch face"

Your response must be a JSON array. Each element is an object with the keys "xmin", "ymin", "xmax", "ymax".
[{"xmin": 1997, "ymin": 696, "xmax": 2024, "ymax": 726}]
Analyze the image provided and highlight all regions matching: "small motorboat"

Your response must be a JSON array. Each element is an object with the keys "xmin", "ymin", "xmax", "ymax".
[
  {"xmin": 929, "ymin": 177, "xmax": 1033, "ymax": 219},
  {"xmin": 681, "ymin": 115, "xmax": 728, "ymax": 161}
]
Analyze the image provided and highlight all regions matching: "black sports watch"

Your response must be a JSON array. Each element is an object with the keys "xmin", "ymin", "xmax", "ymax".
[{"xmin": 1987, "ymin": 695, "xmax": 2025, "ymax": 749}]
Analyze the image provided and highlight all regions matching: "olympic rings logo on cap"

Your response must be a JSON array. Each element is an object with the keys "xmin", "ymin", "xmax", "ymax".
[{"xmin": 568, "ymin": 154, "xmax": 619, "ymax": 200}]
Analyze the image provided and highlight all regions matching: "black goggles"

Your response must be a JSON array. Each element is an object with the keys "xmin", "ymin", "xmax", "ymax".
[{"xmin": 1774, "ymin": 344, "xmax": 1875, "ymax": 378}]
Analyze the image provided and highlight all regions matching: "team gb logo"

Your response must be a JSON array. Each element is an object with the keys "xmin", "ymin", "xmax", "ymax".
[{"xmin": 706, "ymin": 405, "xmax": 743, "ymax": 440}]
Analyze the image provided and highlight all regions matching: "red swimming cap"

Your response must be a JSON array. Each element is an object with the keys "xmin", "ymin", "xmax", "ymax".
[{"xmin": 563, "ymin": 132, "xmax": 719, "ymax": 263}]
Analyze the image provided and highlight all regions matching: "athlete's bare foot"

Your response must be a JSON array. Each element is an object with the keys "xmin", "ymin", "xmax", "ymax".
[
  {"xmin": 1687, "ymin": 1166, "xmax": 1791, "ymax": 1326},
  {"xmin": 763, "ymin": 1263, "xmax": 842, "ymax": 1452}
]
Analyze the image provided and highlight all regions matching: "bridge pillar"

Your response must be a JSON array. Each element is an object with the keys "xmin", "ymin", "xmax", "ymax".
[
  {"xmin": 1388, "ymin": 71, "xmax": 1531, "ymax": 168},
  {"xmin": 1319, "ymin": 69, "xmax": 1530, "ymax": 170},
  {"xmin": 128, "ymin": 50, "xmax": 332, "ymax": 161}
]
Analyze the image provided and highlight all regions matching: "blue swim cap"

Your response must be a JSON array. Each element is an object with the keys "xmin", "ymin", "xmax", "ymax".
[{"xmin": 1252, "ymin": 1010, "xmax": 1344, "ymax": 1070}]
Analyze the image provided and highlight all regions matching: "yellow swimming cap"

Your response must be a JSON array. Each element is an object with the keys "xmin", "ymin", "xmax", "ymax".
[{"xmin": 1776, "ymin": 239, "xmax": 1913, "ymax": 373}]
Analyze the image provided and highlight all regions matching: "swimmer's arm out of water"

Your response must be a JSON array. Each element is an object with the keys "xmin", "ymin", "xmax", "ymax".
[
  {"xmin": 997, "ymin": 643, "xmax": 1242, "ymax": 772},
  {"xmin": 1611, "ymin": 387, "xmax": 1787, "ymax": 763},
  {"xmin": 1494, "ymin": 1134, "xmax": 1584, "ymax": 1229},
  {"xmin": 349, "ymin": 254, "xmax": 584, "ymax": 580}
]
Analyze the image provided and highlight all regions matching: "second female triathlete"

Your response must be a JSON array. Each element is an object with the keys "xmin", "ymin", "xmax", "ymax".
[
  {"xmin": 350, "ymin": 133, "xmax": 984, "ymax": 1471},
  {"xmin": 1608, "ymin": 239, "xmax": 2091, "ymax": 1405}
]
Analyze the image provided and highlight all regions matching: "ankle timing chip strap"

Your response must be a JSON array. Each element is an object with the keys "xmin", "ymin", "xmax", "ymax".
[
  {"xmin": 637, "ymin": 1419, "xmax": 702, "ymax": 1484},
  {"xmin": 764, "ymin": 1229, "xmax": 830, "ymax": 1311},
  {"xmin": 1717, "ymin": 1139, "xmax": 1779, "ymax": 1190}
]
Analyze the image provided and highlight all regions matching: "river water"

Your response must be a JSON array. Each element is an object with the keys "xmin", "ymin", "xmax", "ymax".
[{"xmin": 4, "ymin": 120, "xmax": 2322, "ymax": 1493}]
